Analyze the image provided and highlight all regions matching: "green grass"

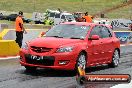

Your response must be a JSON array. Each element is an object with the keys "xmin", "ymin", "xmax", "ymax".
[
  {"xmin": 0, "ymin": 0, "xmax": 131, "ymax": 18},
  {"xmin": 106, "ymin": 4, "xmax": 132, "ymax": 19}
]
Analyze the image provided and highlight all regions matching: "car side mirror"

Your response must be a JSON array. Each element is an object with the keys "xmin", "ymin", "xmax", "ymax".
[{"xmin": 88, "ymin": 35, "xmax": 100, "ymax": 40}]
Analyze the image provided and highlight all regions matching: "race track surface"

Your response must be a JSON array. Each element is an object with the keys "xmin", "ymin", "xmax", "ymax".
[{"xmin": 0, "ymin": 45, "xmax": 132, "ymax": 88}]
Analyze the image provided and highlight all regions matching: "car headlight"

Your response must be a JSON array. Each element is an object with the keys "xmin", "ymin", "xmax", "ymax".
[
  {"xmin": 56, "ymin": 46, "xmax": 73, "ymax": 53},
  {"xmin": 22, "ymin": 42, "xmax": 28, "ymax": 50}
]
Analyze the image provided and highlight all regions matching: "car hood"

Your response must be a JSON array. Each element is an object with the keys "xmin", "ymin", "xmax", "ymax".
[{"xmin": 29, "ymin": 37, "xmax": 83, "ymax": 48}]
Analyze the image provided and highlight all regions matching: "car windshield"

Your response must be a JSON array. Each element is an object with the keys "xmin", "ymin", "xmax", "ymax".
[{"xmin": 45, "ymin": 24, "xmax": 90, "ymax": 39}]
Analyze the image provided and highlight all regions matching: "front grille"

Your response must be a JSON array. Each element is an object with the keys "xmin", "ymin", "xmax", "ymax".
[
  {"xmin": 30, "ymin": 46, "xmax": 52, "ymax": 53},
  {"xmin": 25, "ymin": 54, "xmax": 55, "ymax": 66}
]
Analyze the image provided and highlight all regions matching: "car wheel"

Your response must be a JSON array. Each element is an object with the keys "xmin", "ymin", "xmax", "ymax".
[
  {"xmin": 108, "ymin": 49, "xmax": 120, "ymax": 67},
  {"xmin": 26, "ymin": 21, "xmax": 29, "ymax": 23},
  {"xmin": 25, "ymin": 66, "xmax": 37, "ymax": 71},
  {"xmin": 76, "ymin": 52, "xmax": 86, "ymax": 74}
]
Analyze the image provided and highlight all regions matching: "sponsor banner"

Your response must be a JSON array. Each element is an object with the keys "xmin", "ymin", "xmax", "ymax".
[
  {"xmin": 76, "ymin": 74, "xmax": 131, "ymax": 85},
  {"xmin": 114, "ymin": 31, "xmax": 132, "ymax": 44},
  {"xmin": 111, "ymin": 19, "xmax": 132, "ymax": 29},
  {"xmin": 76, "ymin": 66, "xmax": 131, "ymax": 85}
]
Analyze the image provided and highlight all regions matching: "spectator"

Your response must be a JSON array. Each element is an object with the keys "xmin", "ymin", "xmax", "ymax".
[
  {"xmin": 83, "ymin": 12, "xmax": 93, "ymax": 23},
  {"xmin": 15, "ymin": 11, "xmax": 27, "ymax": 48}
]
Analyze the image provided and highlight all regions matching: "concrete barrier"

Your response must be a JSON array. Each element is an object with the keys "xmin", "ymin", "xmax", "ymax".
[
  {"xmin": 0, "ymin": 23, "xmax": 8, "ymax": 32},
  {"xmin": 0, "ymin": 29, "xmax": 9, "ymax": 40},
  {"xmin": 0, "ymin": 40, "xmax": 20, "ymax": 57},
  {"xmin": 0, "ymin": 28, "xmax": 48, "ymax": 57}
]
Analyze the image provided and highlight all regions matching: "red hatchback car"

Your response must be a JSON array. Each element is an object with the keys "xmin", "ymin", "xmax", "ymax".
[{"xmin": 20, "ymin": 22, "xmax": 120, "ymax": 71}]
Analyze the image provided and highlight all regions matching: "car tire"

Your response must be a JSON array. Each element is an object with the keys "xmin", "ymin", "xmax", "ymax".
[
  {"xmin": 25, "ymin": 66, "xmax": 37, "ymax": 71},
  {"xmin": 108, "ymin": 49, "xmax": 120, "ymax": 67},
  {"xmin": 26, "ymin": 21, "xmax": 29, "ymax": 23},
  {"xmin": 75, "ymin": 52, "xmax": 87, "ymax": 74}
]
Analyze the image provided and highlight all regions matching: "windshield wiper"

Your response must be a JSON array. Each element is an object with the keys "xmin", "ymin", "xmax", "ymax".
[
  {"xmin": 70, "ymin": 37, "xmax": 84, "ymax": 40},
  {"xmin": 46, "ymin": 36, "xmax": 63, "ymax": 38}
]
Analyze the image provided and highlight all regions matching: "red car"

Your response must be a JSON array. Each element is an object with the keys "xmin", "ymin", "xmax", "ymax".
[{"xmin": 20, "ymin": 22, "xmax": 120, "ymax": 71}]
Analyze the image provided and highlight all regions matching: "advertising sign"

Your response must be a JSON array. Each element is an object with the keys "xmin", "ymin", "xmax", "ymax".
[
  {"xmin": 111, "ymin": 19, "xmax": 132, "ymax": 29},
  {"xmin": 114, "ymin": 31, "xmax": 132, "ymax": 44}
]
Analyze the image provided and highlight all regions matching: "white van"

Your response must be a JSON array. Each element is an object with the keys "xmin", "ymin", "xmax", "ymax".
[{"xmin": 54, "ymin": 12, "xmax": 76, "ymax": 25}]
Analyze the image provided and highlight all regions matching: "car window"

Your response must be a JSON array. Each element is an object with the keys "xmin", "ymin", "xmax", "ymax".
[
  {"xmin": 89, "ymin": 25, "xmax": 102, "ymax": 38},
  {"xmin": 45, "ymin": 24, "xmax": 90, "ymax": 39},
  {"xmin": 100, "ymin": 26, "xmax": 112, "ymax": 38}
]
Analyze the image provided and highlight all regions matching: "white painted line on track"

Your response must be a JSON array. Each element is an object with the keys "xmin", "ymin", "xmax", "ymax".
[{"xmin": 0, "ymin": 56, "xmax": 20, "ymax": 60}]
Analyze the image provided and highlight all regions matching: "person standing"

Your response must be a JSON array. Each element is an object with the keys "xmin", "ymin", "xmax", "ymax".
[
  {"xmin": 15, "ymin": 11, "xmax": 27, "ymax": 48},
  {"xmin": 83, "ymin": 12, "xmax": 93, "ymax": 23}
]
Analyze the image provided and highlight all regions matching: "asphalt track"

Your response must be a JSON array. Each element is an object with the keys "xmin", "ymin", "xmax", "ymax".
[
  {"xmin": 0, "ymin": 29, "xmax": 132, "ymax": 88},
  {"xmin": 0, "ymin": 46, "xmax": 132, "ymax": 88}
]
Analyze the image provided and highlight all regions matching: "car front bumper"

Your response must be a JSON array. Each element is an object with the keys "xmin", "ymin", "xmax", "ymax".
[{"xmin": 19, "ymin": 49, "xmax": 78, "ymax": 70}]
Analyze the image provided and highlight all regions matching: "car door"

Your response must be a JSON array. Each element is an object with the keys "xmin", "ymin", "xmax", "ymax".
[
  {"xmin": 88, "ymin": 25, "xmax": 104, "ymax": 65},
  {"xmin": 100, "ymin": 26, "xmax": 114, "ymax": 62}
]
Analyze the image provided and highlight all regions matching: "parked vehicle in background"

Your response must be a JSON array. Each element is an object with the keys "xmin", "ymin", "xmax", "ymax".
[
  {"xmin": 32, "ymin": 12, "xmax": 45, "ymax": 24},
  {"xmin": 0, "ymin": 13, "xmax": 7, "ymax": 20},
  {"xmin": 22, "ymin": 17, "xmax": 32, "ymax": 23},
  {"xmin": 20, "ymin": 22, "xmax": 120, "ymax": 72},
  {"xmin": 54, "ymin": 12, "xmax": 76, "ymax": 25},
  {"xmin": 6, "ymin": 14, "xmax": 18, "ymax": 21},
  {"xmin": 44, "ymin": 9, "xmax": 76, "ymax": 25},
  {"xmin": 5, "ymin": 13, "xmax": 31, "ymax": 23}
]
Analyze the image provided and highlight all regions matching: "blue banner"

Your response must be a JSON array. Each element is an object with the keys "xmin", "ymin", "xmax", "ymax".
[{"xmin": 114, "ymin": 31, "xmax": 132, "ymax": 44}]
